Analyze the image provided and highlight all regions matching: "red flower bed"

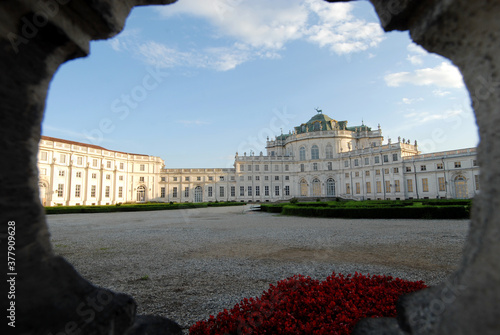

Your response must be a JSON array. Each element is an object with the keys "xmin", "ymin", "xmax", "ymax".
[{"xmin": 189, "ymin": 272, "xmax": 426, "ymax": 335}]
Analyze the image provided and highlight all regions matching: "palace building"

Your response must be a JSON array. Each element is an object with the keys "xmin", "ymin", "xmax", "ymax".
[{"xmin": 38, "ymin": 112, "xmax": 479, "ymax": 206}]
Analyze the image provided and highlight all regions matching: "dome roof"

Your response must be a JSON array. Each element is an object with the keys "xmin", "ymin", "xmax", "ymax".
[{"xmin": 295, "ymin": 111, "xmax": 338, "ymax": 134}]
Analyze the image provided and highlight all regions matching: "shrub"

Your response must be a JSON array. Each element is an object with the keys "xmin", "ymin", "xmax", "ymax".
[
  {"xmin": 289, "ymin": 197, "xmax": 298, "ymax": 204},
  {"xmin": 190, "ymin": 272, "xmax": 426, "ymax": 335}
]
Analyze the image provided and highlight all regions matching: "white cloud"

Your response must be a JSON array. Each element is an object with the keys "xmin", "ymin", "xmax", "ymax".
[
  {"xmin": 433, "ymin": 89, "xmax": 451, "ymax": 97},
  {"xmin": 384, "ymin": 62, "xmax": 464, "ymax": 88},
  {"xmin": 148, "ymin": 0, "xmax": 385, "ymax": 70},
  {"xmin": 402, "ymin": 97, "xmax": 424, "ymax": 105},
  {"xmin": 407, "ymin": 55, "xmax": 423, "ymax": 65},
  {"xmin": 407, "ymin": 43, "xmax": 427, "ymax": 55},
  {"xmin": 404, "ymin": 109, "xmax": 464, "ymax": 125}
]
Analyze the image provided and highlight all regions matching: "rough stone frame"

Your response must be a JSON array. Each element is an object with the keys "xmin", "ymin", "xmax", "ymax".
[{"xmin": 0, "ymin": 0, "xmax": 498, "ymax": 333}]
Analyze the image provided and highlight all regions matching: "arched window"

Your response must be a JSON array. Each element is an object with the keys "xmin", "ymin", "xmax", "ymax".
[
  {"xmin": 137, "ymin": 185, "xmax": 146, "ymax": 202},
  {"xmin": 327, "ymin": 178, "xmax": 335, "ymax": 196},
  {"xmin": 312, "ymin": 178, "xmax": 321, "ymax": 196},
  {"xmin": 194, "ymin": 186, "xmax": 203, "ymax": 203},
  {"xmin": 454, "ymin": 175, "xmax": 468, "ymax": 199},
  {"xmin": 300, "ymin": 179, "xmax": 308, "ymax": 197},
  {"xmin": 299, "ymin": 147, "xmax": 306, "ymax": 161},
  {"xmin": 313, "ymin": 122, "xmax": 320, "ymax": 131},
  {"xmin": 325, "ymin": 144, "xmax": 333, "ymax": 159},
  {"xmin": 311, "ymin": 145, "xmax": 319, "ymax": 160}
]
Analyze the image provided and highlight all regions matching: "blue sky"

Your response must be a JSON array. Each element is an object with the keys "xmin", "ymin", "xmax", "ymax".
[{"xmin": 43, "ymin": 0, "xmax": 478, "ymax": 168}]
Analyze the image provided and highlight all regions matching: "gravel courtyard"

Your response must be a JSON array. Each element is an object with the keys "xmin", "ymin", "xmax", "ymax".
[{"xmin": 47, "ymin": 205, "xmax": 469, "ymax": 331}]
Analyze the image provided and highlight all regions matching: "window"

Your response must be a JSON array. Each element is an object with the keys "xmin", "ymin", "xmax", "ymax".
[
  {"xmin": 285, "ymin": 186, "xmax": 290, "ymax": 196},
  {"xmin": 161, "ymin": 177, "xmax": 166, "ymax": 182},
  {"xmin": 119, "ymin": 186, "xmax": 123, "ymax": 198},
  {"xmin": 395, "ymin": 180, "xmax": 400, "ymax": 192},
  {"xmin": 439, "ymin": 177, "xmax": 445, "ymax": 191},
  {"xmin": 392, "ymin": 154, "xmax": 398, "ymax": 161},
  {"xmin": 248, "ymin": 165, "xmax": 252, "ymax": 171},
  {"xmin": 231, "ymin": 176, "xmax": 235, "ymax": 181},
  {"xmin": 345, "ymin": 173, "xmax": 349, "ymax": 178},
  {"xmin": 119, "ymin": 176, "xmax": 124, "ymax": 181},
  {"xmin": 346, "ymin": 183, "xmax": 351, "ymax": 194},
  {"xmin": 40, "ymin": 151, "xmax": 48, "ymax": 161},
  {"xmin": 93, "ymin": 159, "xmax": 98, "ymax": 167},
  {"xmin": 454, "ymin": 161, "xmax": 461, "ymax": 168},
  {"xmin": 311, "ymin": 145, "xmax": 319, "ymax": 160},
  {"xmin": 264, "ymin": 176, "xmax": 269, "ymax": 181},
  {"xmin": 473, "ymin": 159, "xmax": 478, "ymax": 166},
  {"xmin": 355, "ymin": 171, "xmax": 359, "ymax": 177},
  {"xmin": 248, "ymin": 176, "xmax": 252, "ymax": 181},
  {"xmin": 264, "ymin": 164, "xmax": 269, "ymax": 171},
  {"xmin": 220, "ymin": 186, "xmax": 225, "ymax": 197},
  {"xmin": 406, "ymin": 166, "xmax": 412, "ymax": 172},
  {"xmin": 105, "ymin": 186, "xmax": 110, "ymax": 198},
  {"xmin": 475, "ymin": 175, "xmax": 480, "ymax": 190},
  {"xmin": 173, "ymin": 187, "xmax": 178, "ymax": 198},
  {"xmin": 422, "ymin": 178, "xmax": 429, "ymax": 192},
  {"xmin": 383, "ymin": 155, "xmax": 389, "ymax": 163},
  {"xmin": 300, "ymin": 164, "xmax": 305, "ymax": 172},
  {"xmin": 219, "ymin": 176, "xmax": 224, "ymax": 181},
  {"xmin": 239, "ymin": 164, "xmax": 244, "ymax": 172},
  {"xmin": 58, "ymin": 170, "xmax": 65, "ymax": 176},
  {"xmin": 106, "ymin": 161, "xmax": 111, "ymax": 168},
  {"xmin": 313, "ymin": 163, "xmax": 318, "ymax": 171},
  {"xmin": 91, "ymin": 185, "xmax": 96, "ymax": 198},
  {"xmin": 173, "ymin": 177, "xmax": 178, "ymax": 181},
  {"xmin": 256, "ymin": 176, "xmax": 260, "ymax": 181},
  {"xmin": 327, "ymin": 162, "xmax": 332, "ymax": 170},
  {"xmin": 366, "ymin": 182, "xmax": 371, "ymax": 193},
  {"xmin": 437, "ymin": 163, "xmax": 444, "ymax": 170},
  {"xmin": 197, "ymin": 176, "xmax": 201, "ymax": 181},
  {"xmin": 185, "ymin": 177, "xmax": 190, "ymax": 181},
  {"xmin": 255, "ymin": 186, "xmax": 260, "ymax": 196},
  {"xmin": 354, "ymin": 159, "xmax": 359, "ymax": 166},
  {"xmin": 344, "ymin": 161, "xmax": 349, "ymax": 167},
  {"xmin": 325, "ymin": 144, "xmax": 333, "ymax": 159},
  {"xmin": 376, "ymin": 181, "xmax": 382, "ymax": 193},
  {"xmin": 275, "ymin": 176, "xmax": 279, "ymax": 181},
  {"xmin": 231, "ymin": 186, "xmax": 235, "ymax": 197},
  {"xmin": 76, "ymin": 172, "xmax": 82, "ymax": 178},
  {"xmin": 120, "ymin": 162, "xmax": 124, "ymax": 169},
  {"xmin": 75, "ymin": 185, "xmax": 81, "ymax": 197},
  {"xmin": 393, "ymin": 167, "xmax": 399, "ymax": 174},
  {"xmin": 239, "ymin": 186, "xmax": 245, "ymax": 196},
  {"xmin": 255, "ymin": 165, "xmax": 260, "ymax": 171},
  {"xmin": 140, "ymin": 164, "xmax": 145, "ymax": 171},
  {"xmin": 385, "ymin": 181, "xmax": 391, "ymax": 193},
  {"xmin": 421, "ymin": 165, "xmax": 427, "ymax": 171},
  {"xmin": 285, "ymin": 176, "xmax": 289, "ymax": 181},
  {"xmin": 274, "ymin": 165, "xmax": 279, "ymax": 171},
  {"xmin": 365, "ymin": 157, "xmax": 369, "ymax": 165},
  {"xmin": 77, "ymin": 157, "xmax": 83, "ymax": 165},
  {"xmin": 275, "ymin": 186, "xmax": 280, "ymax": 196},
  {"xmin": 106, "ymin": 174, "xmax": 111, "ymax": 180},
  {"xmin": 184, "ymin": 187, "xmax": 189, "ymax": 197},
  {"xmin": 60, "ymin": 154, "xmax": 66, "ymax": 163},
  {"xmin": 407, "ymin": 179, "xmax": 413, "ymax": 192},
  {"xmin": 365, "ymin": 170, "xmax": 370, "ymax": 176},
  {"xmin": 355, "ymin": 182, "xmax": 360, "ymax": 194},
  {"xmin": 384, "ymin": 168, "xmax": 389, "ymax": 175},
  {"xmin": 208, "ymin": 186, "xmax": 213, "ymax": 197},
  {"xmin": 248, "ymin": 186, "xmax": 252, "ymax": 196},
  {"xmin": 265, "ymin": 186, "xmax": 270, "ymax": 196},
  {"xmin": 376, "ymin": 169, "xmax": 381, "ymax": 176},
  {"xmin": 299, "ymin": 147, "xmax": 306, "ymax": 160},
  {"xmin": 374, "ymin": 156, "xmax": 380, "ymax": 164}
]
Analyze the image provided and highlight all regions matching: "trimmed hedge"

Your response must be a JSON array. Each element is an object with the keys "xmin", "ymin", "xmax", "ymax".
[
  {"xmin": 45, "ymin": 202, "xmax": 246, "ymax": 215},
  {"xmin": 281, "ymin": 205, "xmax": 470, "ymax": 219}
]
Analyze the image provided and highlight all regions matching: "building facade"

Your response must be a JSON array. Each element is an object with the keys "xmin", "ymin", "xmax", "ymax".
[{"xmin": 38, "ymin": 112, "xmax": 479, "ymax": 206}]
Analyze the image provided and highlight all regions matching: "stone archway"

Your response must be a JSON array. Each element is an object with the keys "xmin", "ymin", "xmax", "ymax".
[{"xmin": 0, "ymin": 1, "xmax": 499, "ymax": 334}]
